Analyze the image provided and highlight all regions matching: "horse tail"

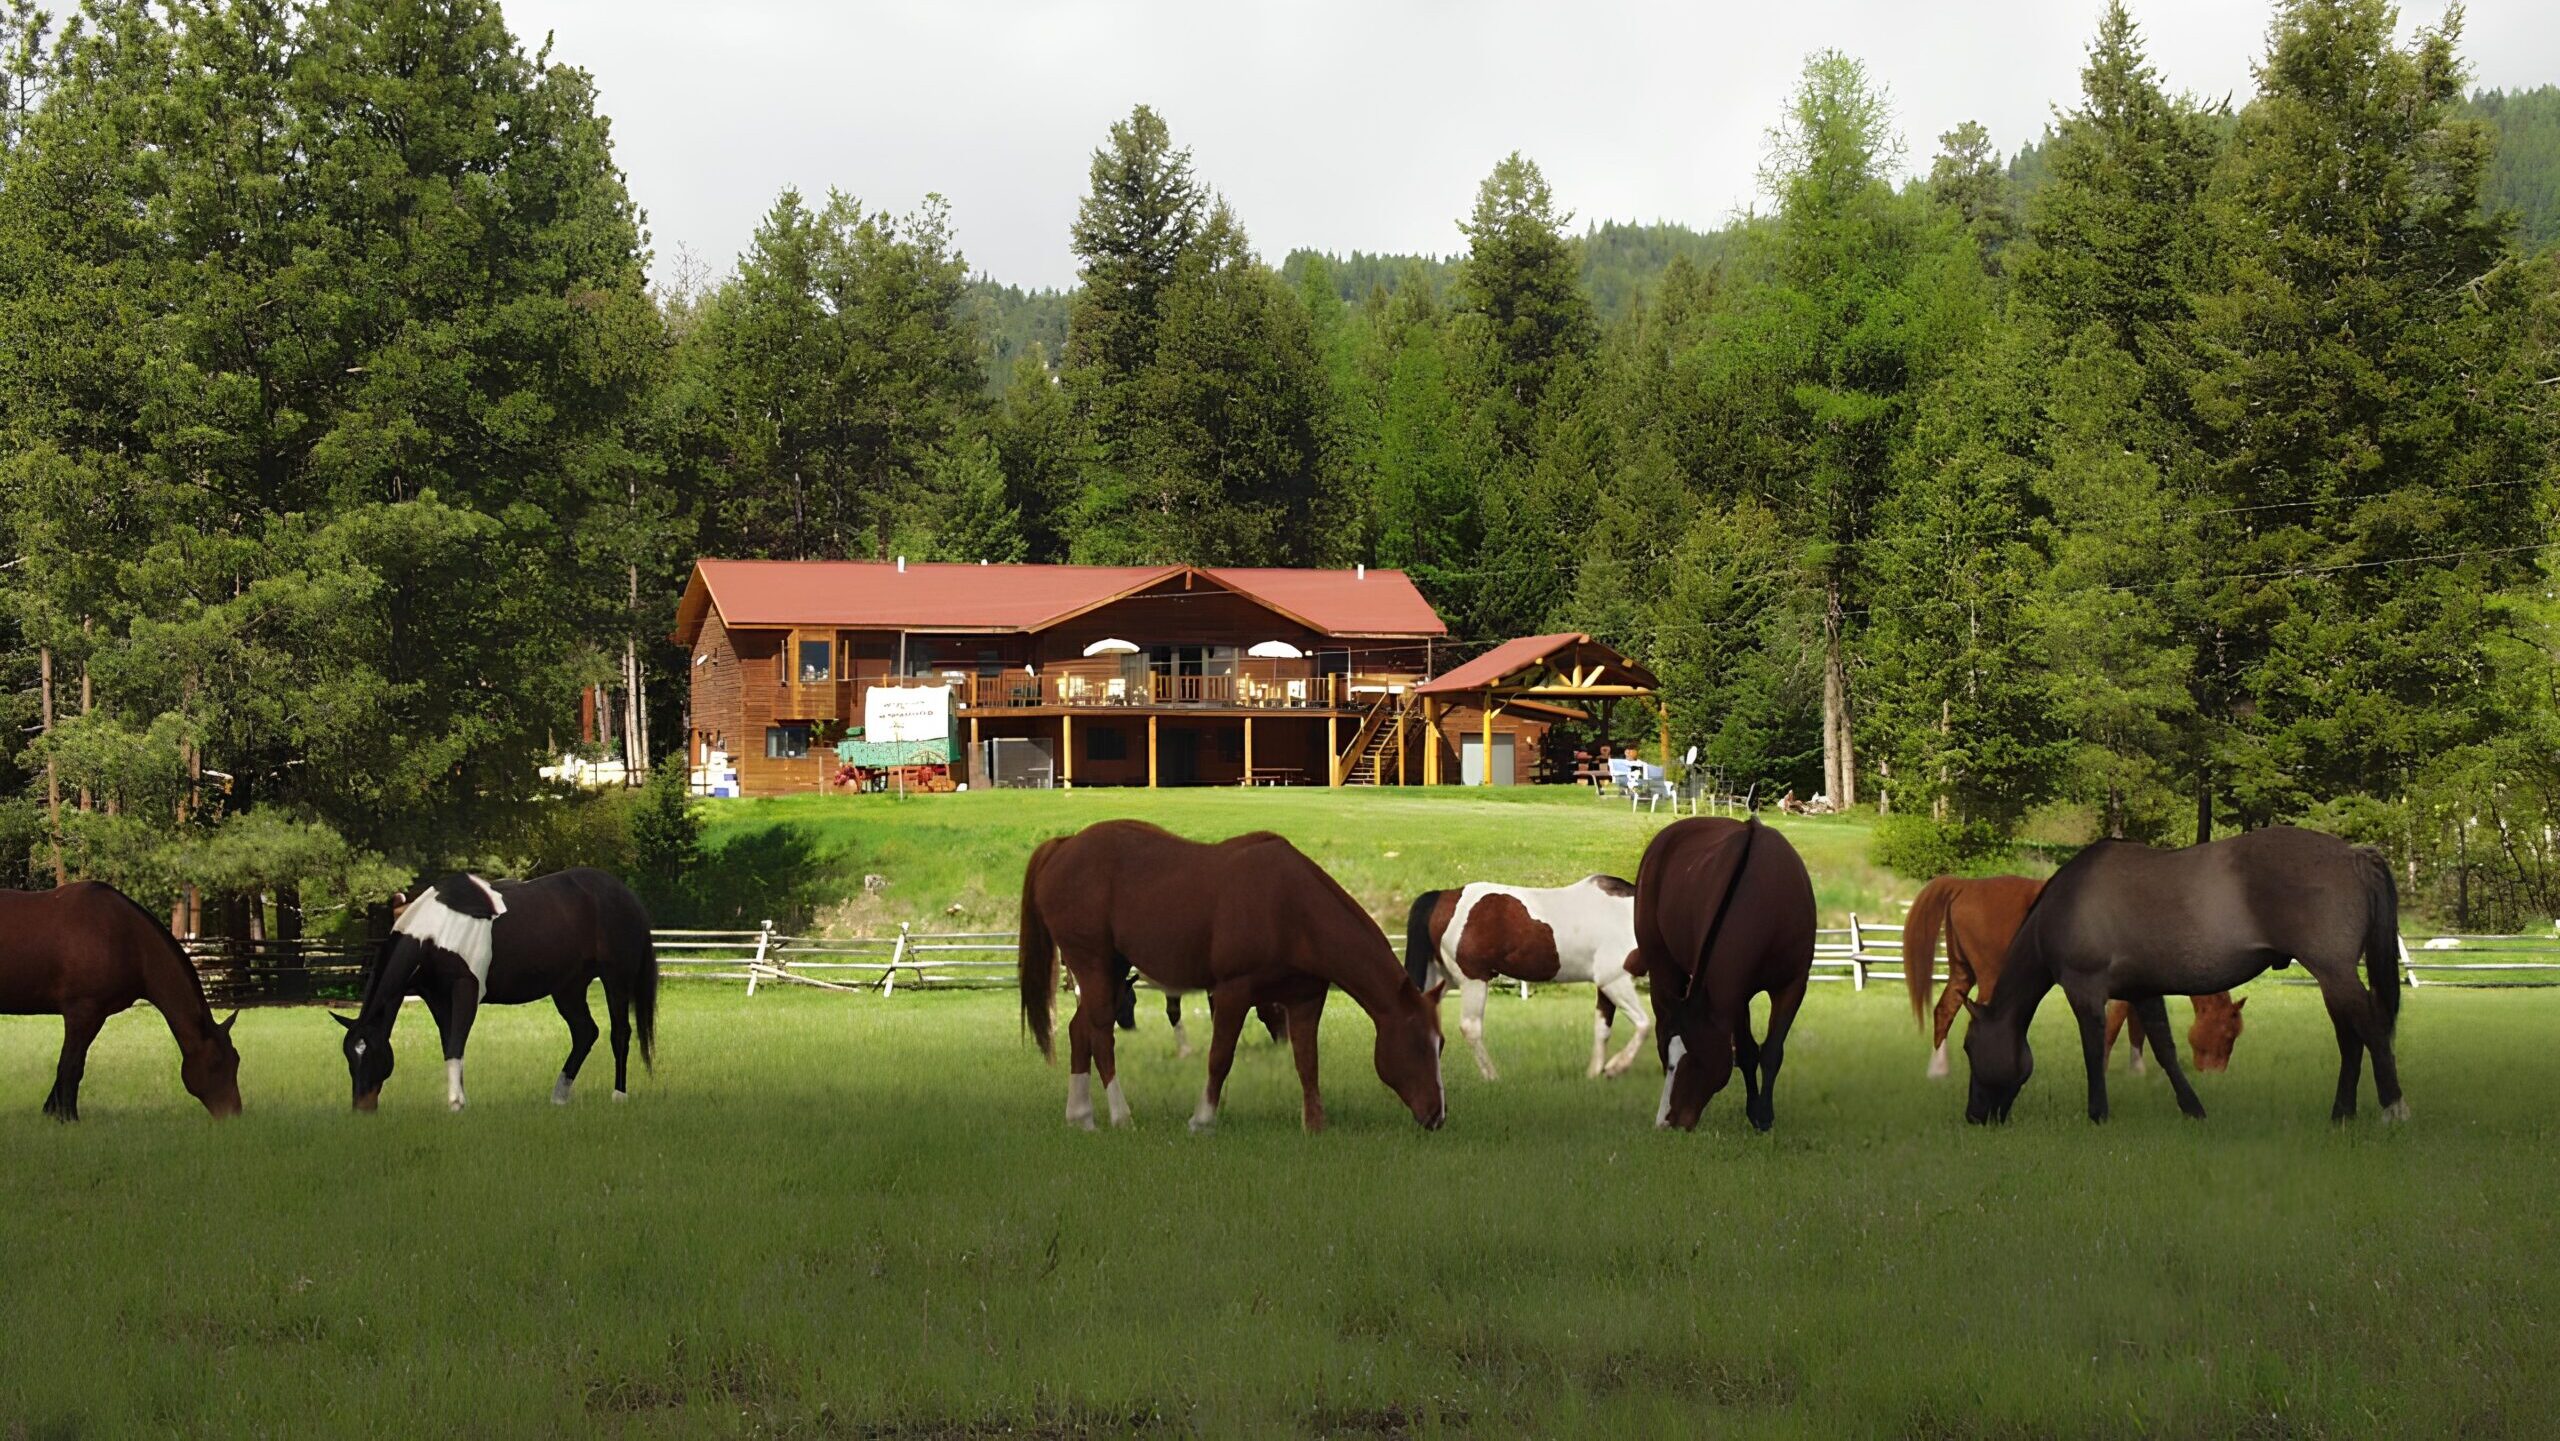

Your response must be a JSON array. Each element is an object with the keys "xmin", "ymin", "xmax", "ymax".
[
  {"xmin": 2360, "ymin": 846, "xmax": 2402, "ymax": 1034},
  {"xmin": 1682, "ymin": 818, "xmax": 1760, "ymax": 999},
  {"xmin": 1403, "ymin": 890, "xmax": 1447, "ymax": 991},
  {"xmin": 1902, "ymin": 877, "xmax": 1958, "ymax": 1028},
  {"xmin": 1019, "ymin": 838, "xmax": 1063, "ymax": 1062},
  {"xmin": 633, "ymin": 916, "xmax": 660, "ymax": 1072}
]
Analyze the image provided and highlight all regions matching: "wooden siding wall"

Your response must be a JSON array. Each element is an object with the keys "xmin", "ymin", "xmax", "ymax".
[{"xmin": 1431, "ymin": 704, "xmax": 1551, "ymax": 786}]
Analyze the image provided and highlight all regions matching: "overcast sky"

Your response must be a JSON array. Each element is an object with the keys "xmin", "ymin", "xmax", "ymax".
[{"xmin": 499, "ymin": 1, "xmax": 2558, "ymax": 293}]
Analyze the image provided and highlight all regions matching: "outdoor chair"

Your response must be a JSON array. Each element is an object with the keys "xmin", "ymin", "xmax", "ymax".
[
  {"xmin": 1285, "ymin": 680, "xmax": 1308, "ymax": 706},
  {"xmin": 1602, "ymin": 757, "xmax": 1638, "ymax": 797},
  {"xmin": 1103, "ymin": 676, "xmax": 1127, "ymax": 704},
  {"xmin": 1628, "ymin": 762, "xmax": 1675, "ymax": 813}
]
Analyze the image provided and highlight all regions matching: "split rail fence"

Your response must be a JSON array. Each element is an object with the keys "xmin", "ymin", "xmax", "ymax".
[{"xmin": 188, "ymin": 918, "xmax": 2560, "ymax": 1007}]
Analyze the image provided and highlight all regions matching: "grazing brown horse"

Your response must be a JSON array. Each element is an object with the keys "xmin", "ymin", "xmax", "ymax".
[
  {"xmin": 1635, "ymin": 817, "xmax": 1816, "ymax": 1132},
  {"xmin": 0, "ymin": 882, "xmax": 241, "ymax": 1121},
  {"xmin": 1018, "ymin": 820, "xmax": 1445, "ymax": 1133},
  {"xmin": 2106, "ymin": 993, "xmax": 2245, "ymax": 1073},
  {"xmin": 1901, "ymin": 875, "xmax": 2044, "ymax": 1078},
  {"xmin": 1964, "ymin": 827, "xmax": 2402, "ymax": 1125}
]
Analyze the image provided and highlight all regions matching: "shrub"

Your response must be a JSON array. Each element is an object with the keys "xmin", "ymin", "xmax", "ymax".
[
  {"xmin": 630, "ymin": 754, "xmax": 703, "ymax": 915},
  {"xmin": 1871, "ymin": 812, "xmax": 2013, "ymax": 880}
]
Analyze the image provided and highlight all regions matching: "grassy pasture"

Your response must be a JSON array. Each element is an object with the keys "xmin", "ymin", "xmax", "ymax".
[
  {"xmin": 692, "ymin": 787, "xmax": 1923, "ymax": 935},
  {"xmin": 3, "ymin": 979, "xmax": 2554, "ymax": 1437},
  {"xmin": 3, "ymin": 790, "xmax": 2550, "ymax": 1437}
]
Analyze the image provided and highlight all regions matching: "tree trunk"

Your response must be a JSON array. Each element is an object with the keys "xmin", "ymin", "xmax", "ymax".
[
  {"xmin": 2194, "ymin": 762, "xmax": 2214, "ymax": 845},
  {"xmin": 275, "ymin": 884, "xmax": 303, "ymax": 944},
  {"xmin": 39, "ymin": 645, "xmax": 63, "ymax": 884},
  {"xmin": 1821, "ymin": 584, "xmax": 1856, "ymax": 808},
  {"xmin": 624, "ymin": 562, "xmax": 649, "ymax": 779}
]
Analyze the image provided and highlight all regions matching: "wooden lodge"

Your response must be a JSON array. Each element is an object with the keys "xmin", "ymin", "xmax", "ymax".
[{"xmin": 671, "ymin": 559, "xmax": 1649, "ymax": 796}]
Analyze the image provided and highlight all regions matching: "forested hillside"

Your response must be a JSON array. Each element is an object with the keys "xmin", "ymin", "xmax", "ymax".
[{"xmin": 3, "ymin": 0, "xmax": 2554, "ymax": 934}]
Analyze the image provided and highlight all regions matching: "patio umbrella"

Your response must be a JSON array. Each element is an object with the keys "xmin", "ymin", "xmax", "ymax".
[
  {"xmin": 1082, "ymin": 638, "xmax": 1140, "ymax": 657},
  {"xmin": 1246, "ymin": 639, "xmax": 1304, "ymax": 702}
]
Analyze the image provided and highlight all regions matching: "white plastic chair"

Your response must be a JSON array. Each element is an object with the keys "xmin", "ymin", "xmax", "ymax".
[{"xmin": 1629, "ymin": 762, "xmax": 1674, "ymax": 813}]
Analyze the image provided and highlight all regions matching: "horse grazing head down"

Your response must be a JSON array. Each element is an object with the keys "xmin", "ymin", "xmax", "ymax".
[
  {"xmin": 335, "ymin": 1009, "xmax": 394, "ymax": 1111},
  {"xmin": 1375, "ymin": 982, "xmax": 1447, "ymax": 1130},
  {"xmin": 2188, "ymin": 994, "xmax": 2246, "ymax": 1072},
  {"xmin": 181, "ymin": 1013, "xmax": 243, "ymax": 1117},
  {"xmin": 1961, "ymin": 994, "xmax": 2031, "ymax": 1124}
]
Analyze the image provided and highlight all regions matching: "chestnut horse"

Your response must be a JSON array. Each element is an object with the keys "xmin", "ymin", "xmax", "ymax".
[
  {"xmin": 0, "ymin": 882, "xmax": 240, "ymax": 1121},
  {"xmin": 1964, "ymin": 827, "xmax": 2402, "ymax": 1124},
  {"xmin": 1635, "ymin": 817, "xmax": 1816, "ymax": 1131},
  {"xmin": 336, "ymin": 869, "xmax": 658, "ymax": 1112},
  {"xmin": 1901, "ymin": 875, "xmax": 2044, "ymax": 1078},
  {"xmin": 1905, "ymin": 874, "xmax": 2246, "ymax": 1077},
  {"xmin": 2106, "ymin": 993, "xmax": 2246, "ymax": 1074},
  {"xmin": 1018, "ymin": 821, "xmax": 1444, "ymax": 1133}
]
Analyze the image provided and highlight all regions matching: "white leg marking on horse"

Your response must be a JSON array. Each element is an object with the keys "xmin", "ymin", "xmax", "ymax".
[
  {"xmin": 1173, "ymin": 1014, "xmax": 1191, "ymax": 1059},
  {"xmin": 2384, "ymin": 1099, "xmax": 2411, "ymax": 1124},
  {"xmin": 1066, "ymin": 1072, "xmax": 1096, "ymax": 1131},
  {"xmin": 612, "ymin": 1089, "xmax": 628, "ymax": 1102},
  {"xmin": 1600, "ymin": 977, "xmax": 1650, "ymax": 1078},
  {"xmin": 1928, "ymin": 1039, "xmax": 1950, "ymax": 1079},
  {"xmin": 1105, "ymin": 1077, "xmax": 1132, "ymax": 1128},
  {"xmin": 446, "ymin": 1058, "xmax": 467, "ymax": 1112},
  {"xmin": 2131, "ymin": 1047, "xmax": 2147, "ymax": 1076},
  {"xmin": 1656, "ymin": 1036, "xmax": 1687, "ymax": 1129},
  {"xmin": 1460, "ymin": 979, "xmax": 1497, "ymax": 1081},
  {"xmin": 1189, "ymin": 1086, "xmax": 1218, "ymax": 1133},
  {"xmin": 552, "ymin": 1073, "xmax": 574, "ymax": 1106},
  {"xmin": 1588, "ymin": 1007, "xmax": 1611, "ymax": 1078}
]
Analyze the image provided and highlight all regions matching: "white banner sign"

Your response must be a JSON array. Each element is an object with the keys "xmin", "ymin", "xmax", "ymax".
[{"xmin": 864, "ymin": 684, "xmax": 951, "ymax": 744}]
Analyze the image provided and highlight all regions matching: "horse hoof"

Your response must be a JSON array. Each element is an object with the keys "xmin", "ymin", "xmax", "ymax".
[
  {"xmin": 449, "ymin": 1100, "xmax": 466, "ymax": 1113},
  {"xmin": 612, "ymin": 1090, "xmax": 628, "ymax": 1102},
  {"xmin": 1187, "ymin": 1114, "xmax": 1216, "ymax": 1135},
  {"xmin": 551, "ymin": 1080, "xmax": 574, "ymax": 1106},
  {"xmin": 2383, "ymin": 1099, "xmax": 2411, "ymax": 1124},
  {"xmin": 1925, "ymin": 1057, "xmax": 1949, "ymax": 1080}
]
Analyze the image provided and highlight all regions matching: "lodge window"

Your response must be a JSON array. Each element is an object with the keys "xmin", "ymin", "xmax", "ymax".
[
  {"xmin": 796, "ymin": 637, "xmax": 832, "ymax": 685},
  {"xmin": 766, "ymin": 724, "xmax": 812, "ymax": 760},
  {"xmin": 1086, "ymin": 726, "xmax": 1127, "ymax": 761},
  {"xmin": 1217, "ymin": 729, "xmax": 1243, "ymax": 763}
]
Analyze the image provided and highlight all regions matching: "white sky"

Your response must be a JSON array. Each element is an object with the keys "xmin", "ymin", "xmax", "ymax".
[{"xmin": 498, "ymin": 0, "xmax": 2560, "ymax": 292}]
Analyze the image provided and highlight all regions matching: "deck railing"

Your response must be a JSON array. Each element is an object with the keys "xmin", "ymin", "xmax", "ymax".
[{"xmin": 891, "ymin": 671, "xmax": 1418, "ymax": 712}]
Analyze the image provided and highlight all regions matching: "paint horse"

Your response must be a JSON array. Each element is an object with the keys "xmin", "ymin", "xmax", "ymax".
[
  {"xmin": 1635, "ymin": 817, "xmax": 1817, "ymax": 1131},
  {"xmin": 1019, "ymin": 820, "xmax": 1444, "ymax": 1133},
  {"xmin": 0, "ymin": 882, "xmax": 240, "ymax": 1121},
  {"xmin": 1110, "ymin": 971, "xmax": 1286, "ymax": 1056},
  {"xmin": 2106, "ymin": 993, "xmax": 2246, "ymax": 1075},
  {"xmin": 1964, "ymin": 827, "xmax": 2403, "ymax": 1125},
  {"xmin": 336, "ymin": 868, "xmax": 659, "ymax": 1111},
  {"xmin": 1901, "ymin": 875, "xmax": 2044, "ymax": 1078},
  {"xmin": 1403, "ymin": 876, "xmax": 1650, "ymax": 1081}
]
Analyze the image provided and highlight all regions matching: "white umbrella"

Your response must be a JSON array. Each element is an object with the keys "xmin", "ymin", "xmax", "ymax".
[
  {"xmin": 1082, "ymin": 637, "xmax": 1140, "ymax": 657},
  {"xmin": 1245, "ymin": 640, "xmax": 1304, "ymax": 659}
]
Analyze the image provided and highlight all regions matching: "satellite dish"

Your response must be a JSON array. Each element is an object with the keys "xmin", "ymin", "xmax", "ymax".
[{"xmin": 1685, "ymin": 746, "xmax": 1699, "ymax": 766}]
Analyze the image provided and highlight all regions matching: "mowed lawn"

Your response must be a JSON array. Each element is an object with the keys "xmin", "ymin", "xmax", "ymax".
[
  {"xmin": 694, "ymin": 787, "xmax": 1928, "ymax": 934},
  {"xmin": 3, "ymin": 974, "xmax": 2555, "ymax": 1438}
]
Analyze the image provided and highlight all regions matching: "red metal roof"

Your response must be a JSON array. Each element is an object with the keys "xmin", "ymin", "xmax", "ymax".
[
  {"xmin": 673, "ymin": 560, "xmax": 1447, "ymax": 644},
  {"xmin": 1417, "ymin": 632, "xmax": 1657, "ymax": 696}
]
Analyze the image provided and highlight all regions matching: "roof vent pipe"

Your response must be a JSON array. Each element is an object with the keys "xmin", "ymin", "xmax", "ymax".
[
  {"xmin": 1356, "ymin": 563, "xmax": 1366, "ymax": 580},
  {"xmin": 896, "ymin": 555, "xmax": 906, "ymax": 574}
]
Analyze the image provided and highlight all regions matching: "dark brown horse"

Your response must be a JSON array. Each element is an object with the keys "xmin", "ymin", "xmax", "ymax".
[
  {"xmin": 0, "ymin": 882, "xmax": 240, "ymax": 1121},
  {"xmin": 2106, "ymin": 993, "xmax": 2246, "ymax": 1073},
  {"xmin": 1018, "ymin": 820, "xmax": 1444, "ymax": 1133},
  {"xmin": 1901, "ymin": 875, "xmax": 2044, "ymax": 1078},
  {"xmin": 1635, "ymin": 817, "xmax": 1816, "ymax": 1132},
  {"xmin": 1964, "ymin": 827, "xmax": 2402, "ymax": 1124}
]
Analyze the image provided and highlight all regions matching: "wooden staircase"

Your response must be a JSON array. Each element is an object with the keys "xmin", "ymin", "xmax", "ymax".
[{"xmin": 1334, "ymin": 693, "xmax": 1417, "ymax": 785}]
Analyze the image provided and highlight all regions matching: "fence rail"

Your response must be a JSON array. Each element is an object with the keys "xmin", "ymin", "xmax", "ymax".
[{"xmin": 183, "ymin": 915, "xmax": 2560, "ymax": 1008}]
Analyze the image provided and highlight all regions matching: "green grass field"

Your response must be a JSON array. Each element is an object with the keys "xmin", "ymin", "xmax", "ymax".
[
  {"xmin": 3, "ymin": 980, "xmax": 2554, "ymax": 1437},
  {"xmin": 693, "ymin": 788, "xmax": 1928, "ymax": 935},
  {"xmin": 3, "ymin": 791, "xmax": 2549, "ymax": 1438}
]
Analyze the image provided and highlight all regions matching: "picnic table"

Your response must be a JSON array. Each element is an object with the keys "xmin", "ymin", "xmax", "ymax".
[{"xmin": 1246, "ymin": 766, "xmax": 1305, "ymax": 787}]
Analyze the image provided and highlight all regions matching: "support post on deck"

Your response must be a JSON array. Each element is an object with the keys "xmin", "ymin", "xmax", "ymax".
[
  {"xmin": 1243, "ymin": 715, "xmax": 1255, "ymax": 786},
  {"xmin": 969, "ymin": 716, "xmax": 980, "ymax": 787},
  {"xmin": 1423, "ymin": 699, "xmax": 1442, "ymax": 785},
  {"xmin": 1061, "ymin": 713, "xmax": 1074, "ymax": 789},
  {"xmin": 1395, "ymin": 703, "xmax": 1408, "ymax": 786},
  {"xmin": 1480, "ymin": 689, "xmax": 1495, "ymax": 787},
  {"xmin": 1327, "ymin": 712, "xmax": 1340, "ymax": 787},
  {"xmin": 1658, "ymin": 701, "xmax": 1671, "ymax": 772},
  {"xmin": 1148, "ymin": 714, "xmax": 1158, "ymax": 788}
]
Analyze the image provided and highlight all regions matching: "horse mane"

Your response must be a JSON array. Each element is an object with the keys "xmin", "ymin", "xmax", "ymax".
[
  {"xmin": 1585, "ymin": 874, "xmax": 1636, "ymax": 899},
  {"xmin": 90, "ymin": 883, "xmax": 220, "ymax": 1029}
]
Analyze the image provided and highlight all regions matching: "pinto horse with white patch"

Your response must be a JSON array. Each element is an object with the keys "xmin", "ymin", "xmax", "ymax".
[
  {"xmin": 1019, "ymin": 820, "xmax": 1445, "ymax": 1133},
  {"xmin": 335, "ymin": 868, "xmax": 658, "ymax": 1112},
  {"xmin": 1403, "ymin": 876, "xmax": 1650, "ymax": 1081}
]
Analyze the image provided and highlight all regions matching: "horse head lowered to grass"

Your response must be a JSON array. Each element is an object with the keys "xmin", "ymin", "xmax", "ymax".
[
  {"xmin": 1018, "ymin": 820, "xmax": 1444, "ymax": 1133},
  {"xmin": 0, "ymin": 882, "xmax": 239, "ymax": 1121},
  {"xmin": 1964, "ymin": 827, "xmax": 2402, "ymax": 1125}
]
